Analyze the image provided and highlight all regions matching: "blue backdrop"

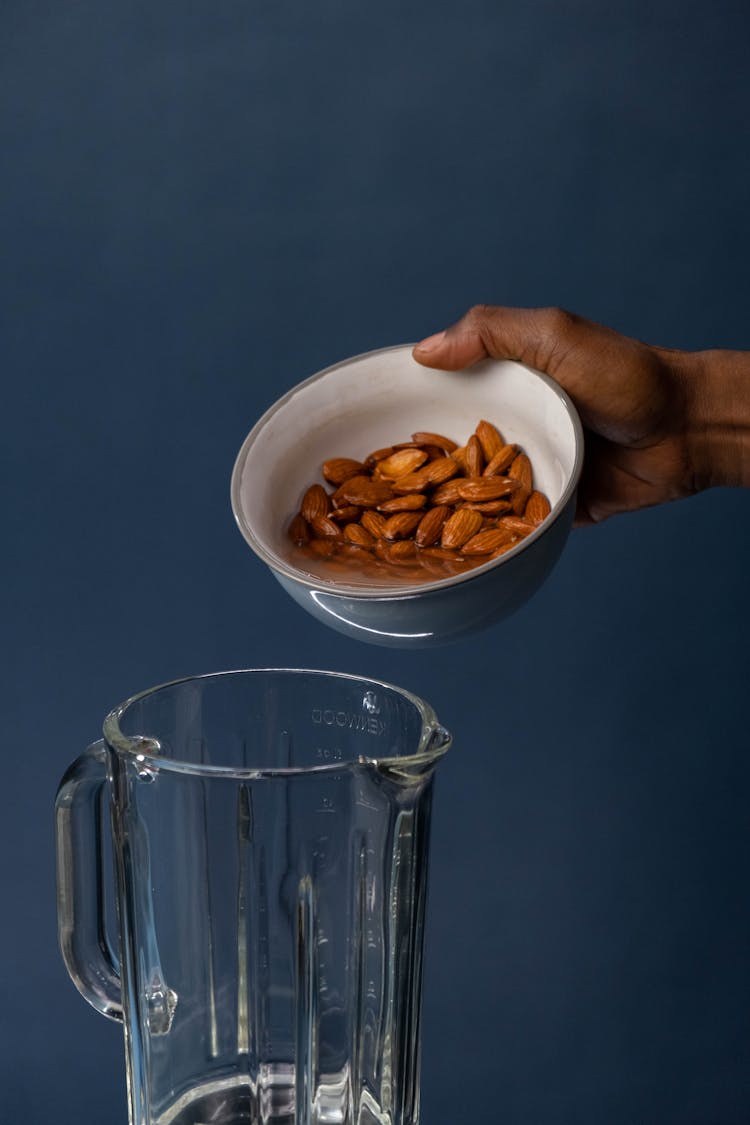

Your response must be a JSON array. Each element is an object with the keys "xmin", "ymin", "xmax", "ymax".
[{"xmin": 3, "ymin": 2, "xmax": 749, "ymax": 1122}]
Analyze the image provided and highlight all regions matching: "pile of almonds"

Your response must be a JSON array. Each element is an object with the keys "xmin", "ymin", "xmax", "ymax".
[{"xmin": 287, "ymin": 421, "xmax": 551, "ymax": 583}]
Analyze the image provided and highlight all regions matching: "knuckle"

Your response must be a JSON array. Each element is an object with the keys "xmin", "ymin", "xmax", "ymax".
[
  {"xmin": 530, "ymin": 307, "xmax": 581, "ymax": 370},
  {"xmin": 537, "ymin": 306, "xmax": 578, "ymax": 339},
  {"xmin": 465, "ymin": 303, "xmax": 496, "ymax": 327}
]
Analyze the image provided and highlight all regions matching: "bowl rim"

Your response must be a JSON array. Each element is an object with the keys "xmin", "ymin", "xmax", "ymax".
[{"xmin": 230, "ymin": 343, "xmax": 585, "ymax": 600}]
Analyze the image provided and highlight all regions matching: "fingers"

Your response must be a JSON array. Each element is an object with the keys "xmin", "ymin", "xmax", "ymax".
[
  {"xmin": 413, "ymin": 305, "xmax": 584, "ymax": 374},
  {"xmin": 413, "ymin": 304, "xmax": 672, "ymax": 448},
  {"xmin": 573, "ymin": 434, "xmax": 685, "ymax": 524},
  {"xmin": 411, "ymin": 323, "xmax": 488, "ymax": 369}
]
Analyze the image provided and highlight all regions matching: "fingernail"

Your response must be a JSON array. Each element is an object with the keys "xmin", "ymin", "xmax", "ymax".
[{"xmin": 414, "ymin": 330, "xmax": 446, "ymax": 355}]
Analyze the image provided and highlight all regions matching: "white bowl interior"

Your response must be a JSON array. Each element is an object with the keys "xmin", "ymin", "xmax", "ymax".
[{"xmin": 233, "ymin": 346, "xmax": 580, "ymax": 586}]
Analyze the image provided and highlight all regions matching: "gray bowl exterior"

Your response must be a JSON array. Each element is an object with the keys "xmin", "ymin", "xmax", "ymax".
[{"xmin": 271, "ymin": 490, "xmax": 576, "ymax": 648}]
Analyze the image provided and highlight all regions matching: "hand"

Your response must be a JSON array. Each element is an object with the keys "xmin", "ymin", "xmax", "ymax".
[{"xmin": 412, "ymin": 305, "xmax": 750, "ymax": 524}]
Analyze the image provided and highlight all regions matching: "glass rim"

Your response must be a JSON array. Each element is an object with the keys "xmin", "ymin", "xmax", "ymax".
[{"xmin": 102, "ymin": 667, "xmax": 452, "ymax": 778}]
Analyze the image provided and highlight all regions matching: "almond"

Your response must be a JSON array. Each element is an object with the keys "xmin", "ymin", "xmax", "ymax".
[
  {"xmin": 301, "ymin": 484, "xmax": 330, "ymax": 523},
  {"xmin": 344, "ymin": 523, "xmax": 375, "ymax": 548},
  {"xmin": 390, "ymin": 457, "xmax": 460, "ymax": 492},
  {"xmin": 389, "ymin": 472, "xmax": 429, "ymax": 494},
  {"xmin": 415, "ymin": 505, "xmax": 451, "ymax": 547},
  {"xmin": 491, "ymin": 540, "xmax": 518, "ymax": 558},
  {"xmin": 457, "ymin": 477, "xmax": 520, "ymax": 501},
  {"xmin": 338, "ymin": 542, "xmax": 373, "ymax": 559},
  {"xmin": 308, "ymin": 538, "xmax": 336, "ymax": 558},
  {"xmin": 465, "ymin": 434, "xmax": 484, "ymax": 477},
  {"xmin": 335, "ymin": 475, "xmax": 394, "ymax": 508},
  {"xmin": 377, "ymin": 493, "xmax": 427, "ymax": 512},
  {"xmin": 420, "ymin": 546, "xmax": 464, "ymax": 561},
  {"xmin": 395, "ymin": 459, "xmax": 461, "ymax": 490},
  {"xmin": 461, "ymin": 527, "xmax": 516, "ymax": 555},
  {"xmin": 383, "ymin": 511, "xmax": 424, "ymax": 540},
  {"xmin": 525, "ymin": 490, "xmax": 551, "ymax": 524},
  {"xmin": 364, "ymin": 445, "xmax": 396, "ymax": 465},
  {"xmin": 441, "ymin": 508, "xmax": 484, "ymax": 549},
  {"xmin": 423, "ymin": 444, "xmax": 449, "ymax": 461},
  {"xmin": 288, "ymin": 514, "xmax": 311, "ymax": 546},
  {"xmin": 458, "ymin": 499, "xmax": 513, "ymax": 515},
  {"xmin": 450, "ymin": 445, "xmax": 468, "ymax": 470},
  {"xmin": 422, "ymin": 457, "xmax": 461, "ymax": 486},
  {"xmin": 483, "ymin": 444, "xmax": 518, "ymax": 476},
  {"xmin": 509, "ymin": 452, "xmax": 533, "ymax": 515},
  {"xmin": 431, "ymin": 479, "xmax": 465, "ymax": 506},
  {"xmin": 476, "ymin": 420, "xmax": 504, "ymax": 461},
  {"xmin": 384, "ymin": 540, "xmax": 418, "ymax": 563},
  {"xmin": 376, "ymin": 448, "xmax": 429, "ymax": 479},
  {"xmin": 322, "ymin": 457, "xmax": 364, "ymax": 485},
  {"xmin": 410, "ymin": 431, "xmax": 458, "ymax": 452},
  {"xmin": 328, "ymin": 505, "xmax": 361, "ymax": 523},
  {"xmin": 360, "ymin": 510, "xmax": 388, "ymax": 538},
  {"xmin": 509, "ymin": 452, "xmax": 533, "ymax": 487},
  {"xmin": 498, "ymin": 515, "xmax": 535, "ymax": 537},
  {"xmin": 311, "ymin": 515, "xmax": 342, "ymax": 539}
]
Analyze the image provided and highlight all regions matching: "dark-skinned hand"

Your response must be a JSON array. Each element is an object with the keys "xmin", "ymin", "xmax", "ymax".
[{"xmin": 413, "ymin": 305, "xmax": 750, "ymax": 524}]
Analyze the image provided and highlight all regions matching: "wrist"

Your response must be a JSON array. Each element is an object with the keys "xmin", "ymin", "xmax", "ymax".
[{"xmin": 672, "ymin": 347, "xmax": 750, "ymax": 491}]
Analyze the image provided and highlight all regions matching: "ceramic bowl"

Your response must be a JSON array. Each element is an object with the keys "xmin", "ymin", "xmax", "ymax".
[{"xmin": 231, "ymin": 344, "xmax": 583, "ymax": 648}]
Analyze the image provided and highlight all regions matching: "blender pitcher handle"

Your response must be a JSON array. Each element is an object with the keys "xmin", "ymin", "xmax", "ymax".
[{"xmin": 55, "ymin": 740, "xmax": 123, "ymax": 1022}]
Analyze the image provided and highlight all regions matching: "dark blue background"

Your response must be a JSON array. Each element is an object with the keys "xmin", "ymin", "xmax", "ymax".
[{"xmin": 3, "ymin": 1, "xmax": 749, "ymax": 1121}]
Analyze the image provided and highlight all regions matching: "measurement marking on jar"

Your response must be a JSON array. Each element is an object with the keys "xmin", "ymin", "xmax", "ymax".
[
  {"xmin": 316, "ymin": 746, "xmax": 343, "ymax": 761},
  {"xmin": 311, "ymin": 707, "xmax": 387, "ymax": 736}
]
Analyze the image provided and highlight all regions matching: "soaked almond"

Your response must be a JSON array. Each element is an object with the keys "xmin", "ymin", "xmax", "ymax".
[
  {"xmin": 509, "ymin": 453, "xmax": 533, "ymax": 515},
  {"xmin": 286, "ymin": 418, "xmax": 551, "ymax": 586},
  {"xmin": 410, "ymin": 431, "xmax": 458, "ymax": 452},
  {"xmin": 415, "ymin": 505, "xmax": 451, "ymax": 548},
  {"xmin": 457, "ymin": 477, "xmax": 520, "ymax": 502},
  {"xmin": 465, "ymin": 434, "xmax": 484, "ymax": 477},
  {"xmin": 301, "ymin": 484, "xmax": 330, "ymax": 523},
  {"xmin": 377, "ymin": 493, "xmax": 427, "ymax": 513},
  {"xmin": 311, "ymin": 515, "xmax": 342, "ymax": 539},
  {"xmin": 288, "ymin": 514, "xmax": 311, "ymax": 546},
  {"xmin": 384, "ymin": 540, "xmax": 418, "ymax": 563},
  {"xmin": 525, "ymin": 490, "xmax": 551, "ymax": 524},
  {"xmin": 475, "ymin": 420, "xmax": 504, "ymax": 461},
  {"xmin": 462, "ymin": 527, "xmax": 516, "ymax": 555},
  {"xmin": 364, "ymin": 445, "xmax": 396, "ymax": 465},
  {"xmin": 345, "ymin": 523, "xmax": 375, "ymax": 548},
  {"xmin": 322, "ymin": 458, "xmax": 364, "ymax": 485},
  {"xmin": 383, "ymin": 512, "xmax": 424, "ymax": 540},
  {"xmin": 360, "ymin": 510, "xmax": 388, "ymax": 538},
  {"xmin": 328, "ymin": 505, "xmax": 361, "ymax": 523},
  {"xmin": 498, "ymin": 515, "xmax": 536, "ymax": 537},
  {"xmin": 377, "ymin": 449, "xmax": 429, "ymax": 479},
  {"xmin": 334, "ymin": 475, "xmax": 394, "ymax": 507},
  {"xmin": 441, "ymin": 509, "xmax": 483, "ymax": 549},
  {"xmin": 308, "ymin": 538, "xmax": 336, "ymax": 558},
  {"xmin": 458, "ymin": 499, "xmax": 513, "ymax": 515},
  {"xmin": 431, "ymin": 479, "xmax": 465, "ymax": 506},
  {"xmin": 483, "ymin": 444, "xmax": 518, "ymax": 477}
]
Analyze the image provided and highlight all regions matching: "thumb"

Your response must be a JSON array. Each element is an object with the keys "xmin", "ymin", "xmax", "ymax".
[{"xmin": 412, "ymin": 304, "xmax": 574, "ymax": 372}]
